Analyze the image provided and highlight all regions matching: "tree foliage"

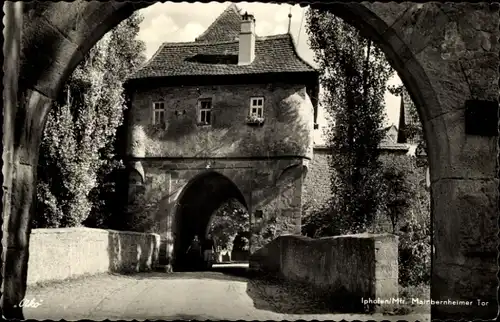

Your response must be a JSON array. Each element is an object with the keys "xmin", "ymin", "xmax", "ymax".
[
  {"xmin": 34, "ymin": 13, "xmax": 146, "ymax": 228},
  {"xmin": 379, "ymin": 155, "xmax": 431, "ymax": 286},
  {"xmin": 303, "ymin": 153, "xmax": 431, "ymax": 286},
  {"xmin": 305, "ymin": 9, "xmax": 393, "ymax": 234},
  {"xmin": 208, "ymin": 198, "xmax": 250, "ymax": 250},
  {"xmin": 303, "ymin": 11, "xmax": 430, "ymax": 286},
  {"xmin": 398, "ymin": 194, "xmax": 431, "ymax": 286},
  {"xmin": 378, "ymin": 156, "xmax": 416, "ymax": 234}
]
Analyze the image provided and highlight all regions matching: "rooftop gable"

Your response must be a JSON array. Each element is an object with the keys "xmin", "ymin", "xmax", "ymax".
[
  {"xmin": 129, "ymin": 4, "xmax": 317, "ymax": 80},
  {"xmin": 195, "ymin": 4, "xmax": 243, "ymax": 42}
]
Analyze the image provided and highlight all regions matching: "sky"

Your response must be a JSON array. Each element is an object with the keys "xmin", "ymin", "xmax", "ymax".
[{"xmin": 136, "ymin": 1, "xmax": 403, "ymax": 144}]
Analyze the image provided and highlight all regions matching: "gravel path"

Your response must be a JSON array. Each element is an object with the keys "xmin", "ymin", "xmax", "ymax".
[{"xmin": 23, "ymin": 269, "xmax": 430, "ymax": 321}]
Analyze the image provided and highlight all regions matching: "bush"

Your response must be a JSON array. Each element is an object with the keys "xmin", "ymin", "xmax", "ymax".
[
  {"xmin": 83, "ymin": 161, "xmax": 128, "ymax": 230},
  {"xmin": 379, "ymin": 155, "xmax": 430, "ymax": 287},
  {"xmin": 302, "ymin": 201, "xmax": 343, "ymax": 237},
  {"xmin": 123, "ymin": 175, "xmax": 164, "ymax": 233},
  {"xmin": 398, "ymin": 199, "xmax": 431, "ymax": 286}
]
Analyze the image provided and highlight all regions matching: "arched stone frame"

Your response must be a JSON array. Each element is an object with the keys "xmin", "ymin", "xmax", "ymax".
[
  {"xmin": 169, "ymin": 170, "xmax": 248, "ymax": 270},
  {"xmin": 275, "ymin": 162, "xmax": 306, "ymax": 184},
  {"xmin": 170, "ymin": 170, "xmax": 250, "ymax": 219},
  {"xmin": 201, "ymin": 179, "xmax": 250, "ymax": 255},
  {"xmin": 1, "ymin": 2, "xmax": 497, "ymax": 319}
]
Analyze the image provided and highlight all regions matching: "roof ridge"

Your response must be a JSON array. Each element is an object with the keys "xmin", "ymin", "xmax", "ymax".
[
  {"xmin": 256, "ymin": 34, "xmax": 289, "ymax": 40},
  {"xmin": 286, "ymin": 33, "xmax": 317, "ymax": 71},
  {"xmin": 195, "ymin": 3, "xmax": 241, "ymax": 42},
  {"xmin": 159, "ymin": 34, "xmax": 291, "ymax": 48},
  {"xmin": 162, "ymin": 40, "xmax": 237, "ymax": 47}
]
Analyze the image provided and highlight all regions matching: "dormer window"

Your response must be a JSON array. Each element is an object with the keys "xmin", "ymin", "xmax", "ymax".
[
  {"xmin": 198, "ymin": 98, "xmax": 212, "ymax": 125},
  {"xmin": 250, "ymin": 97, "xmax": 264, "ymax": 117},
  {"xmin": 152, "ymin": 101, "xmax": 165, "ymax": 125}
]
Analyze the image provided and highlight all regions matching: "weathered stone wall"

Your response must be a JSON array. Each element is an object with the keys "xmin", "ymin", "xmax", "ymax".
[
  {"xmin": 302, "ymin": 146, "xmax": 412, "ymax": 217},
  {"xmin": 126, "ymin": 158, "xmax": 307, "ymax": 260},
  {"xmin": 366, "ymin": 3, "xmax": 500, "ymax": 318},
  {"xmin": 126, "ymin": 83, "xmax": 314, "ymax": 158},
  {"xmin": 124, "ymin": 82, "xmax": 315, "ymax": 260},
  {"xmin": 2, "ymin": 1, "xmax": 23, "ymax": 299},
  {"xmin": 251, "ymin": 160, "xmax": 307, "ymax": 251},
  {"xmin": 249, "ymin": 234, "xmax": 398, "ymax": 312},
  {"xmin": 27, "ymin": 228, "xmax": 160, "ymax": 285},
  {"xmin": 302, "ymin": 148, "xmax": 333, "ymax": 214}
]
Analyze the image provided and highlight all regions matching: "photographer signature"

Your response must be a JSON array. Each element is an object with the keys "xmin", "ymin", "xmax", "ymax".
[{"xmin": 14, "ymin": 298, "xmax": 43, "ymax": 308}]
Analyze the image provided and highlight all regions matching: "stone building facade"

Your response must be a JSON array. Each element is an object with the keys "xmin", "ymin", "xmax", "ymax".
[{"xmin": 123, "ymin": 4, "xmax": 319, "ymax": 268}]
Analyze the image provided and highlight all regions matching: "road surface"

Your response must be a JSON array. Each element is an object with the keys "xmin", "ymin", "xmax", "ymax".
[{"xmin": 24, "ymin": 264, "xmax": 430, "ymax": 321}]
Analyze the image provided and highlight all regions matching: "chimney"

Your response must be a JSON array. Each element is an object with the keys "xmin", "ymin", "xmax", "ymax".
[{"xmin": 238, "ymin": 12, "xmax": 256, "ymax": 65}]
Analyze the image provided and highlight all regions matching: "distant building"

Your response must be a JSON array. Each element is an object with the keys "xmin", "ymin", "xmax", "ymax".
[{"xmin": 384, "ymin": 124, "xmax": 399, "ymax": 144}]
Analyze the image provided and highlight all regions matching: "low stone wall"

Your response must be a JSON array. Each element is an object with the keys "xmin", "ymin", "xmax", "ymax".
[
  {"xmin": 28, "ymin": 228, "xmax": 160, "ymax": 285},
  {"xmin": 249, "ymin": 233, "xmax": 398, "ymax": 312}
]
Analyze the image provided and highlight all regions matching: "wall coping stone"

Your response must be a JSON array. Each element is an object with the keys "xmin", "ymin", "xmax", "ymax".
[{"xmin": 31, "ymin": 227, "xmax": 160, "ymax": 238}]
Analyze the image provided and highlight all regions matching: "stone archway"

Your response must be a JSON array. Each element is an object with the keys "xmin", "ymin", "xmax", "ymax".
[
  {"xmin": 171, "ymin": 171, "xmax": 248, "ymax": 271},
  {"xmin": 2, "ymin": 1, "xmax": 498, "ymax": 319}
]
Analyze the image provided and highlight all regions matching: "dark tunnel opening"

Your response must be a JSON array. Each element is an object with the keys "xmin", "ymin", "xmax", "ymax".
[{"xmin": 173, "ymin": 172, "xmax": 247, "ymax": 271}]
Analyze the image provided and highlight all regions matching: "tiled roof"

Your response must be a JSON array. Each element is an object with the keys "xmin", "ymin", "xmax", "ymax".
[
  {"xmin": 128, "ymin": 34, "xmax": 317, "ymax": 80},
  {"xmin": 128, "ymin": 4, "xmax": 317, "ymax": 80},
  {"xmin": 383, "ymin": 124, "xmax": 398, "ymax": 132},
  {"xmin": 195, "ymin": 4, "xmax": 242, "ymax": 43}
]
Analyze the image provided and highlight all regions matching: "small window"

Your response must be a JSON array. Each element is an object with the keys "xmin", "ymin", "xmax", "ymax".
[
  {"xmin": 250, "ymin": 97, "xmax": 264, "ymax": 117},
  {"xmin": 152, "ymin": 102, "xmax": 165, "ymax": 125},
  {"xmin": 198, "ymin": 98, "xmax": 212, "ymax": 125}
]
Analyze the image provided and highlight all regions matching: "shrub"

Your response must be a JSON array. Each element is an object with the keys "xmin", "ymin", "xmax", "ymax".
[
  {"xmin": 380, "ymin": 155, "xmax": 431, "ymax": 286},
  {"xmin": 398, "ymin": 193, "xmax": 431, "ymax": 286}
]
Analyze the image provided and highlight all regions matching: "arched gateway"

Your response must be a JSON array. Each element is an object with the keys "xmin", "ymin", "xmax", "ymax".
[
  {"xmin": 2, "ymin": 1, "xmax": 498, "ymax": 320},
  {"xmin": 171, "ymin": 171, "xmax": 248, "ymax": 271}
]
